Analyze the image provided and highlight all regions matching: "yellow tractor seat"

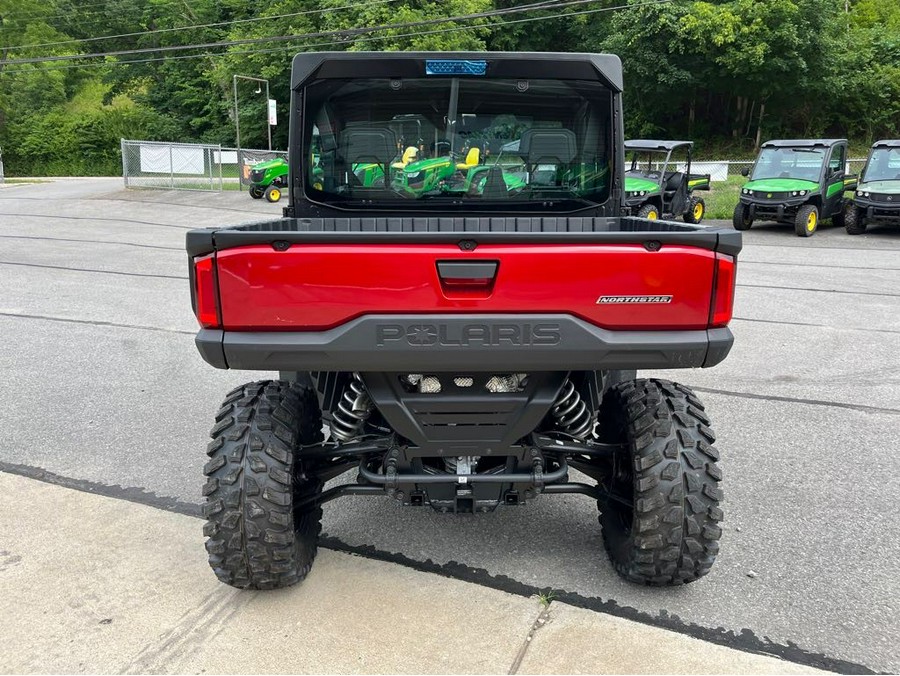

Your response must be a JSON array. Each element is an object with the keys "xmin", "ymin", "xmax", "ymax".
[
  {"xmin": 456, "ymin": 147, "xmax": 480, "ymax": 170},
  {"xmin": 392, "ymin": 146, "xmax": 419, "ymax": 169}
]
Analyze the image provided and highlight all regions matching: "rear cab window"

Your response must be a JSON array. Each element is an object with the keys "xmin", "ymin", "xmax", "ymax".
[{"xmin": 303, "ymin": 77, "xmax": 612, "ymax": 211}]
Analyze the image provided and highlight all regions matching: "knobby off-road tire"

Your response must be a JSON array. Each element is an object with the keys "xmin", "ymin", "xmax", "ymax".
[
  {"xmin": 732, "ymin": 203, "xmax": 753, "ymax": 230},
  {"xmin": 598, "ymin": 379, "xmax": 723, "ymax": 586},
  {"xmin": 637, "ymin": 203, "xmax": 660, "ymax": 220},
  {"xmin": 844, "ymin": 204, "xmax": 867, "ymax": 234},
  {"xmin": 795, "ymin": 203, "xmax": 819, "ymax": 237},
  {"xmin": 203, "ymin": 381, "xmax": 324, "ymax": 590},
  {"xmin": 683, "ymin": 197, "xmax": 705, "ymax": 224}
]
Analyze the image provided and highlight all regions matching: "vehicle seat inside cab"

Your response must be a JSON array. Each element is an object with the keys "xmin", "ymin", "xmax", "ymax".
[
  {"xmin": 518, "ymin": 128, "xmax": 577, "ymax": 184},
  {"xmin": 456, "ymin": 146, "xmax": 481, "ymax": 170},
  {"xmin": 339, "ymin": 126, "xmax": 396, "ymax": 186},
  {"xmin": 393, "ymin": 146, "xmax": 419, "ymax": 169}
]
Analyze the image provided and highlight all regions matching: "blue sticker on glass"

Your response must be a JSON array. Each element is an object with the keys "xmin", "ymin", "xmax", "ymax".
[{"xmin": 425, "ymin": 60, "xmax": 487, "ymax": 76}]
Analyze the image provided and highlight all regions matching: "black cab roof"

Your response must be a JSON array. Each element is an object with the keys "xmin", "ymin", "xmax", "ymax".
[
  {"xmin": 760, "ymin": 139, "xmax": 847, "ymax": 149},
  {"xmin": 625, "ymin": 140, "xmax": 693, "ymax": 151},
  {"xmin": 289, "ymin": 51, "xmax": 624, "ymax": 91}
]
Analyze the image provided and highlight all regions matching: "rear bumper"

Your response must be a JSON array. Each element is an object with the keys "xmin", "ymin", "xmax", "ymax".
[{"xmin": 196, "ymin": 314, "xmax": 733, "ymax": 371}]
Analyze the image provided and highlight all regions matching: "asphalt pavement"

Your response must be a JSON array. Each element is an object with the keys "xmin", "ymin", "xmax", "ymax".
[{"xmin": 1, "ymin": 178, "xmax": 898, "ymax": 673}]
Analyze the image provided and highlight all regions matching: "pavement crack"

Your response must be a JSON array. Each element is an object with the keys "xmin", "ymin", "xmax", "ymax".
[
  {"xmin": 0, "ymin": 311, "xmax": 195, "ymax": 336},
  {"xmin": 691, "ymin": 386, "xmax": 900, "ymax": 416},
  {"xmin": 738, "ymin": 283, "xmax": 900, "ymax": 298},
  {"xmin": 0, "ymin": 195, "xmax": 270, "ymax": 216},
  {"xmin": 732, "ymin": 316, "xmax": 900, "ymax": 335},
  {"xmin": 739, "ymin": 260, "xmax": 900, "ymax": 271},
  {"xmin": 0, "ymin": 211, "xmax": 194, "ymax": 228},
  {"xmin": 508, "ymin": 602, "xmax": 553, "ymax": 675},
  {"xmin": 743, "ymin": 241, "xmax": 900, "ymax": 253},
  {"xmin": 0, "ymin": 260, "xmax": 186, "ymax": 280},
  {"xmin": 0, "ymin": 234, "xmax": 182, "ymax": 251}
]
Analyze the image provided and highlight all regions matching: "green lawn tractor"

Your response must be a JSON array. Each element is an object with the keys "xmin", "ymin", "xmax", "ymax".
[
  {"xmin": 248, "ymin": 157, "xmax": 289, "ymax": 202},
  {"xmin": 250, "ymin": 155, "xmax": 387, "ymax": 202},
  {"xmin": 843, "ymin": 139, "xmax": 900, "ymax": 235},
  {"xmin": 733, "ymin": 139, "xmax": 857, "ymax": 237},
  {"xmin": 392, "ymin": 152, "xmax": 459, "ymax": 195},
  {"xmin": 623, "ymin": 140, "xmax": 710, "ymax": 223},
  {"xmin": 388, "ymin": 143, "xmax": 528, "ymax": 197}
]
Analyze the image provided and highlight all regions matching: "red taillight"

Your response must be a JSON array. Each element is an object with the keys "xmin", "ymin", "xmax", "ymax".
[
  {"xmin": 194, "ymin": 254, "xmax": 220, "ymax": 329},
  {"xmin": 710, "ymin": 253, "xmax": 736, "ymax": 328}
]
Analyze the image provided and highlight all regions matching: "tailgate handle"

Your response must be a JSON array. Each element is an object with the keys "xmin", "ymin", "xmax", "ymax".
[{"xmin": 436, "ymin": 260, "xmax": 498, "ymax": 283}]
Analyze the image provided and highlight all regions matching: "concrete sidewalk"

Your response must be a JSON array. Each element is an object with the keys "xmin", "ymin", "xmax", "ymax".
[{"xmin": 0, "ymin": 472, "xmax": 824, "ymax": 675}]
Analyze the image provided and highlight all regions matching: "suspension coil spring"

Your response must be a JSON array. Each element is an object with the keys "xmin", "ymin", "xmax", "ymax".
[
  {"xmin": 330, "ymin": 373, "xmax": 373, "ymax": 442},
  {"xmin": 551, "ymin": 380, "xmax": 593, "ymax": 440}
]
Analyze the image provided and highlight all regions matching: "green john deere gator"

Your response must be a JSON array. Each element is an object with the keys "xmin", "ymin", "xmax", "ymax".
[
  {"xmin": 843, "ymin": 139, "xmax": 900, "ymax": 235},
  {"xmin": 733, "ymin": 139, "xmax": 857, "ymax": 237},
  {"xmin": 623, "ymin": 140, "xmax": 710, "ymax": 223}
]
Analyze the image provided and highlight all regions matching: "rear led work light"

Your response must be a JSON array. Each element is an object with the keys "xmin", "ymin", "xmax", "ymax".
[
  {"xmin": 193, "ymin": 254, "xmax": 220, "ymax": 329},
  {"xmin": 425, "ymin": 60, "xmax": 487, "ymax": 76},
  {"xmin": 710, "ymin": 253, "xmax": 736, "ymax": 328}
]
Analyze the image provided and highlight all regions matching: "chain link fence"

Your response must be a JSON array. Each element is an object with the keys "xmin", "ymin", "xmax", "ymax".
[
  {"xmin": 0, "ymin": 146, "xmax": 5, "ymax": 184},
  {"xmin": 121, "ymin": 140, "xmax": 223, "ymax": 190},
  {"xmin": 656, "ymin": 159, "xmax": 867, "ymax": 180},
  {"xmin": 121, "ymin": 139, "xmax": 288, "ymax": 191}
]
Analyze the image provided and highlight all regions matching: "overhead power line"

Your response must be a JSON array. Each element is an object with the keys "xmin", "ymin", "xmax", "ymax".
[
  {"xmin": 0, "ymin": 0, "xmax": 204, "ymax": 21},
  {"xmin": 1, "ymin": 0, "xmax": 605, "ymax": 65},
  {"xmin": 0, "ymin": 1, "xmax": 334, "ymax": 37},
  {"xmin": 5, "ymin": 0, "xmax": 405, "ymax": 51},
  {"xmin": 0, "ymin": 0, "xmax": 675, "ymax": 75}
]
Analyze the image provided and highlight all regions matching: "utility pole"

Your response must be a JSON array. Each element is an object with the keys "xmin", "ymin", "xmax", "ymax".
[
  {"xmin": 232, "ymin": 74, "xmax": 271, "ymax": 192},
  {"xmin": 232, "ymin": 74, "xmax": 271, "ymax": 151}
]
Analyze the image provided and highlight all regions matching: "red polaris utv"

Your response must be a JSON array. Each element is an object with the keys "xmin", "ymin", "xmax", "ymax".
[{"xmin": 187, "ymin": 52, "xmax": 740, "ymax": 590}]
